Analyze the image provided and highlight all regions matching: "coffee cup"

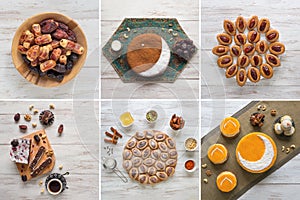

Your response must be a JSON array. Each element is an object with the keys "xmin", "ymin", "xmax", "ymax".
[{"xmin": 45, "ymin": 172, "xmax": 69, "ymax": 195}]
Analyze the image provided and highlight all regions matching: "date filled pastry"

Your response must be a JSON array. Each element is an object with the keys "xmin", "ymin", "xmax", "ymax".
[
  {"xmin": 216, "ymin": 171, "xmax": 237, "ymax": 192},
  {"xmin": 236, "ymin": 16, "xmax": 246, "ymax": 33},
  {"xmin": 223, "ymin": 19, "xmax": 236, "ymax": 36},
  {"xmin": 123, "ymin": 130, "xmax": 177, "ymax": 185},
  {"xmin": 207, "ymin": 144, "xmax": 228, "ymax": 164}
]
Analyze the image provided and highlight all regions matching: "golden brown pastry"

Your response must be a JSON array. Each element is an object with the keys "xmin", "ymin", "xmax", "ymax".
[
  {"xmin": 247, "ymin": 16, "xmax": 258, "ymax": 30},
  {"xmin": 247, "ymin": 67, "xmax": 261, "ymax": 83},
  {"xmin": 260, "ymin": 63, "xmax": 273, "ymax": 79},
  {"xmin": 223, "ymin": 19, "xmax": 236, "ymax": 36},
  {"xmin": 236, "ymin": 68, "xmax": 247, "ymax": 87},
  {"xmin": 212, "ymin": 45, "xmax": 230, "ymax": 56},
  {"xmin": 236, "ymin": 16, "xmax": 246, "ymax": 32},
  {"xmin": 217, "ymin": 33, "xmax": 232, "ymax": 45},
  {"xmin": 266, "ymin": 29, "xmax": 279, "ymax": 43},
  {"xmin": 217, "ymin": 55, "xmax": 233, "ymax": 68},
  {"xmin": 258, "ymin": 18, "xmax": 270, "ymax": 33}
]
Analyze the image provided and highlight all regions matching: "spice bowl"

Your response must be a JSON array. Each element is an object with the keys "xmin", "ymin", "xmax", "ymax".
[
  {"xmin": 11, "ymin": 12, "xmax": 87, "ymax": 87},
  {"xmin": 184, "ymin": 159, "xmax": 196, "ymax": 173},
  {"xmin": 145, "ymin": 110, "xmax": 158, "ymax": 124},
  {"xmin": 184, "ymin": 137, "xmax": 198, "ymax": 151}
]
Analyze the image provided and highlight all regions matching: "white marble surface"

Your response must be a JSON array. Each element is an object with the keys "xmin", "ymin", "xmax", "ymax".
[
  {"xmin": 0, "ymin": 0, "xmax": 99, "ymax": 99},
  {"xmin": 0, "ymin": 100, "xmax": 99, "ymax": 199},
  {"xmin": 201, "ymin": 0, "xmax": 300, "ymax": 99},
  {"xmin": 101, "ymin": 0, "xmax": 199, "ymax": 99},
  {"xmin": 101, "ymin": 100, "xmax": 199, "ymax": 200},
  {"xmin": 202, "ymin": 100, "xmax": 300, "ymax": 199}
]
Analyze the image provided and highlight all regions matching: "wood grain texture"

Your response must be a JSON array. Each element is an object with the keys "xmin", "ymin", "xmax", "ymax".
[
  {"xmin": 201, "ymin": 100, "xmax": 300, "ymax": 199},
  {"xmin": 0, "ymin": 0, "xmax": 98, "ymax": 99},
  {"xmin": 201, "ymin": 0, "xmax": 300, "ymax": 99},
  {"xmin": 0, "ymin": 101, "xmax": 99, "ymax": 199},
  {"xmin": 101, "ymin": 0, "xmax": 199, "ymax": 99},
  {"xmin": 101, "ymin": 100, "xmax": 199, "ymax": 200}
]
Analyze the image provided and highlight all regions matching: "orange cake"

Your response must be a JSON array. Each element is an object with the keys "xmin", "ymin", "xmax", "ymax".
[
  {"xmin": 127, "ymin": 33, "xmax": 162, "ymax": 73},
  {"xmin": 207, "ymin": 144, "xmax": 228, "ymax": 164},
  {"xmin": 220, "ymin": 117, "xmax": 240, "ymax": 138},
  {"xmin": 236, "ymin": 132, "xmax": 277, "ymax": 173},
  {"xmin": 216, "ymin": 171, "xmax": 237, "ymax": 192}
]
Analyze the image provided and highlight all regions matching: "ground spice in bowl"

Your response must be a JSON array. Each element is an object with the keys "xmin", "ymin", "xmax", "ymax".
[{"xmin": 185, "ymin": 159, "xmax": 195, "ymax": 171}]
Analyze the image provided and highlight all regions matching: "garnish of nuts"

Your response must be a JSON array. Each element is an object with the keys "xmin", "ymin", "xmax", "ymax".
[
  {"xmin": 49, "ymin": 104, "xmax": 55, "ymax": 109},
  {"xmin": 271, "ymin": 109, "xmax": 277, "ymax": 116},
  {"xmin": 39, "ymin": 180, "xmax": 43, "ymax": 186},
  {"xmin": 40, "ymin": 188, "xmax": 44, "ymax": 194},
  {"xmin": 205, "ymin": 170, "xmax": 213, "ymax": 177},
  {"xmin": 32, "ymin": 123, "xmax": 37, "ymax": 128},
  {"xmin": 281, "ymin": 146, "xmax": 285, "ymax": 152},
  {"xmin": 250, "ymin": 113, "xmax": 265, "ymax": 127},
  {"xmin": 24, "ymin": 114, "xmax": 32, "ymax": 122},
  {"xmin": 45, "ymin": 149, "xmax": 54, "ymax": 157},
  {"xmin": 291, "ymin": 144, "xmax": 296, "ymax": 149},
  {"xmin": 170, "ymin": 114, "xmax": 185, "ymax": 130},
  {"xmin": 33, "ymin": 109, "xmax": 39, "ymax": 114},
  {"xmin": 286, "ymin": 147, "xmax": 290, "ymax": 154}
]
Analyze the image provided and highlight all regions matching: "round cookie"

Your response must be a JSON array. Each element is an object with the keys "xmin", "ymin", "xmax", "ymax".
[
  {"xmin": 123, "ymin": 130, "xmax": 177, "ymax": 185},
  {"xmin": 207, "ymin": 144, "xmax": 228, "ymax": 164},
  {"xmin": 220, "ymin": 117, "xmax": 240, "ymax": 138},
  {"xmin": 216, "ymin": 171, "xmax": 237, "ymax": 192},
  {"xmin": 127, "ymin": 34, "xmax": 162, "ymax": 73},
  {"xmin": 236, "ymin": 132, "xmax": 277, "ymax": 173}
]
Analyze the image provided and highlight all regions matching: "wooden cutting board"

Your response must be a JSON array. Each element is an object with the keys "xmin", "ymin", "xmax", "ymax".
[
  {"xmin": 16, "ymin": 130, "xmax": 55, "ymax": 182},
  {"xmin": 201, "ymin": 101, "xmax": 300, "ymax": 200}
]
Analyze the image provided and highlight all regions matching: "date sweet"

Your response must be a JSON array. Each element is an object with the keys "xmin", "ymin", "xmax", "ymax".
[
  {"xmin": 225, "ymin": 64, "xmax": 238, "ymax": 78},
  {"xmin": 26, "ymin": 45, "xmax": 40, "ymax": 61},
  {"xmin": 217, "ymin": 55, "xmax": 233, "ymax": 68},
  {"xmin": 223, "ymin": 19, "xmax": 236, "ymax": 36},
  {"xmin": 35, "ymin": 34, "xmax": 52, "ymax": 45},
  {"xmin": 266, "ymin": 54, "xmax": 280, "ymax": 67},
  {"xmin": 266, "ymin": 29, "xmax": 279, "ymax": 43},
  {"xmin": 237, "ymin": 55, "xmax": 250, "ymax": 68},
  {"xmin": 50, "ymin": 48, "xmax": 62, "ymax": 61},
  {"xmin": 243, "ymin": 43, "xmax": 255, "ymax": 56},
  {"xmin": 247, "ymin": 16, "xmax": 258, "ymax": 30},
  {"xmin": 248, "ymin": 30, "xmax": 260, "ymax": 43},
  {"xmin": 260, "ymin": 63, "xmax": 273, "ymax": 79},
  {"xmin": 40, "ymin": 19, "xmax": 58, "ymax": 34},
  {"xmin": 60, "ymin": 39, "xmax": 84, "ymax": 55},
  {"xmin": 258, "ymin": 18, "xmax": 270, "ymax": 33},
  {"xmin": 255, "ymin": 40, "xmax": 268, "ymax": 54},
  {"xmin": 40, "ymin": 60, "xmax": 56, "ymax": 72},
  {"xmin": 269, "ymin": 42, "xmax": 285, "ymax": 55},
  {"xmin": 236, "ymin": 16, "xmax": 246, "ymax": 32},
  {"xmin": 230, "ymin": 45, "xmax": 241, "ymax": 57},
  {"xmin": 32, "ymin": 24, "xmax": 42, "ymax": 37},
  {"xmin": 247, "ymin": 67, "xmax": 260, "ymax": 83},
  {"xmin": 250, "ymin": 55, "xmax": 263, "ymax": 67},
  {"xmin": 38, "ymin": 46, "xmax": 50, "ymax": 61},
  {"xmin": 217, "ymin": 33, "xmax": 232, "ymax": 45},
  {"xmin": 212, "ymin": 45, "xmax": 229, "ymax": 56},
  {"xmin": 234, "ymin": 33, "xmax": 246, "ymax": 46},
  {"xmin": 236, "ymin": 68, "xmax": 247, "ymax": 87}
]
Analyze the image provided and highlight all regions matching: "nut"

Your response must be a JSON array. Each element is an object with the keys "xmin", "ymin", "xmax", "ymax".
[
  {"xmin": 271, "ymin": 109, "xmax": 277, "ymax": 116},
  {"xmin": 201, "ymin": 164, "xmax": 207, "ymax": 169},
  {"xmin": 291, "ymin": 144, "xmax": 296, "ymax": 149},
  {"xmin": 250, "ymin": 113, "xmax": 265, "ymax": 127},
  {"xmin": 257, "ymin": 105, "xmax": 262, "ymax": 110},
  {"xmin": 281, "ymin": 146, "xmax": 285, "ymax": 152},
  {"xmin": 29, "ymin": 105, "xmax": 34, "ymax": 110},
  {"xmin": 261, "ymin": 105, "xmax": 267, "ymax": 111},
  {"xmin": 42, "ymin": 134, "xmax": 47, "ymax": 139},
  {"xmin": 32, "ymin": 123, "xmax": 37, "ymax": 128},
  {"xmin": 123, "ymin": 33, "xmax": 129, "ymax": 39},
  {"xmin": 33, "ymin": 109, "xmax": 39, "ymax": 114},
  {"xmin": 203, "ymin": 179, "xmax": 208, "ymax": 184},
  {"xmin": 49, "ymin": 104, "xmax": 55, "ymax": 109},
  {"xmin": 58, "ymin": 124, "xmax": 64, "ymax": 135},
  {"xmin": 14, "ymin": 113, "xmax": 20, "ymax": 122},
  {"xmin": 286, "ymin": 147, "xmax": 290, "ymax": 154},
  {"xmin": 59, "ymin": 165, "xmax": 63, "ymax": 170},
  {"xmin": 24, "ymin": 114, "xmax": 32, "ymax": 122},
  {"xmin": 172, "ymin": 32, "xmax": 178, "ymax": 37},
  {"xmin": 39, "ymin": 180, "xmax": 43, "ymax": 186},
  {"xmin": 205, "ymin": 170, "xmax": 213, "ymax": 177},
  {"xmin": 126, "ymin": 27, "xmax": 131, "ymax": 32},
  {"xmin": 45, "ymin": 149, "xmax": 54, "ymax": 157},
  {"xmin": 170, "ymin": 114, "xmax": 185, "ymax": 130},
  {"xmin": 168, "ymin": 29, "xmax": 173, "ymax": 33},
  {"xmin": 40, "ymin": 188, "xmax": 44, "ymax": 194}
]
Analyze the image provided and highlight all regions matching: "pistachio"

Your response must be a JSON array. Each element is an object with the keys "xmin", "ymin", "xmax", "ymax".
[{"xmin": 203, "ymin": 178, "xmax": 208, "ymax": 184}]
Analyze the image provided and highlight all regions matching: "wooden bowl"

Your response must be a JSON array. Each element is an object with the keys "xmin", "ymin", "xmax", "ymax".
[{"xmin": 11, "ymin": 12, "xmax": 87, "ymax": 87}]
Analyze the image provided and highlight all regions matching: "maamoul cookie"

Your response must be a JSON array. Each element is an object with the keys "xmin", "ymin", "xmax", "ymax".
[
  {"xmin": 220, "ymin": 117, "xmax": 240, "ymax": 138},
  {"xmin": 216, "ymin": 171, "xmax": 237, "ymax": 192},
  {"xmin": 207, "ymin": 144, "xmax": 228, "ymax": 164}
]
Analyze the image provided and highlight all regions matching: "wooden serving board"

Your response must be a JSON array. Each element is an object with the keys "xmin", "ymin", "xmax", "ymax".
[
  {"xmin": 16, "ymin": 130, "xmax": 55, "ymax": 182},
  {"xmin": 201, "ymin": 101, "xmax": 300, "ymax": 200}
]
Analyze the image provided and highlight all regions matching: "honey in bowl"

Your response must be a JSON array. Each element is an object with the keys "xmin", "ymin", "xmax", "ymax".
[{"xmin": 119, "ymin": 112, "xmax": 134, "ymax": 127}]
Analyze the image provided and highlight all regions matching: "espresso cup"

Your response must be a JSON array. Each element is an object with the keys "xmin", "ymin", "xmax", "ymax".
[{"xmin": 47, "ymin": 179, "xmax": 63, "ymax": 195}]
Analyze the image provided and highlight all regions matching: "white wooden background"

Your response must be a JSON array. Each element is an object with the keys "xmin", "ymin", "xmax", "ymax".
[
  {"xmin": 101, "ymin": 100, "xmax": 199, "ymax": 200},
  {"xmin": 0, "ymin": 0, "xmax": 99, "ymax": 99},
  {"xmin": 0, "ymin": 100, "xmax": 99, "ymax": 199},
  {"xmin": 101, "ymin": 0, "xmax": 199, "ymax": 99},
  {"xmin": 201, "ymin": 0, "xmax": 300, "ymax": 99},
  {"xmin": 202, "ymin": 100, "xmax": 300, "ymax": 199}
]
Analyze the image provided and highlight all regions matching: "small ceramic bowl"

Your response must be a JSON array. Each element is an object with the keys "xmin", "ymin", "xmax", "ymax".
[
  {"xmin": 145, "ymin": 110, "xmax": 158, "ymax": 123},
  {"xmin": 11, "ymin": 12, "xmax": 87, "ymax": 87},
  {"xmin": 119, "ymin": 112, "xmax": 134, "ymax": 128},
  {"xmin": 184, "ymin": 159, "xmax": 196, "ymax": 173},
  {"xmin": 184, "ymin": 137, "xmax": 198, "ymax": 151}
]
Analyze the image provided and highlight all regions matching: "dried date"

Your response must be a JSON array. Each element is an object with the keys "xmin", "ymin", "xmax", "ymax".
[{"xmin": 40, "ymin": 19, "xmax": 58, "ymax": 33}]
